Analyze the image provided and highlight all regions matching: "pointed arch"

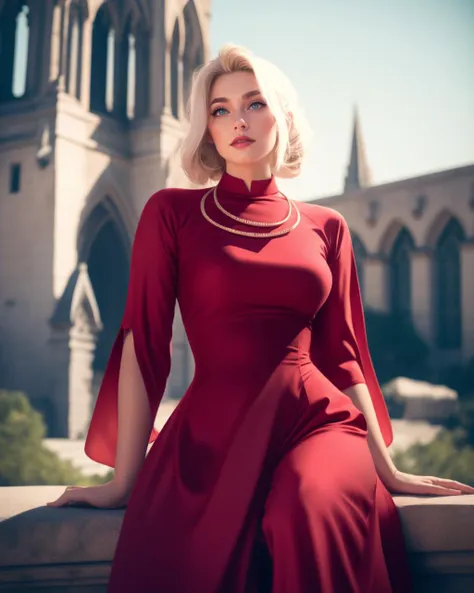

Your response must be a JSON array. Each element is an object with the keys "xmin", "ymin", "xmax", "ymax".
[
  {"xmin": 65, "ymin": 0, "xmax": 88, "ymax": 99},
  {"xmin": 182, "ymin": 0, "xmax": 204, "ymax": 109},
  {"xmin": 424, "ymin": 209, "xmax": 468, "ymax": 249},
  {"xmin": 389, "ymin": 227, "xmax": 415, "ymax": 321},
  {"xmin": 433, "ymin": 217, "xmax": 465, "ymax": 349}
]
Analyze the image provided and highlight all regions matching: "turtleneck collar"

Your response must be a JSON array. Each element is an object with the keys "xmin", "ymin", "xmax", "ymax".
[{"xmin": 217, "ymin": 171, "xmax": 280, "ymax": 198}]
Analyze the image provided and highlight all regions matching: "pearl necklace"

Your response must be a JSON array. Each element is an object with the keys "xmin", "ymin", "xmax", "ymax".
[
  {"xmin": 200, "ymin": 187, "xmax": 301, "ymax": 238},
  {"xmin": 213, "ymin": 185, "xmax": 292, "ymax": 227}
]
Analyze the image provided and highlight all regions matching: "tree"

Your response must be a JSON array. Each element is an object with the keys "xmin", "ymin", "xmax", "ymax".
[{"xmin": 0, "ymin": 390, "xmax": 111, "ymax": 486}]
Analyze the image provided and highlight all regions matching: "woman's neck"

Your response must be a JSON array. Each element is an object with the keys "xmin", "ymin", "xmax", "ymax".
[{"xmin": 225, "ymin": 163, "xmax": 273, "ymax": 191}]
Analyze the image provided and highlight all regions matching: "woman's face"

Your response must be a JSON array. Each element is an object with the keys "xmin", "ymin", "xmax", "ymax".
[{"xmin": 207, "ymin": 71, "xmax": 278, "ymax": 177}]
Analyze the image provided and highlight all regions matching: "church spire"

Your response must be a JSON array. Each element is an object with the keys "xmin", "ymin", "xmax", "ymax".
[{"xmin": 344, "ymin": 106, "xmax": 372, "ymax": 192}]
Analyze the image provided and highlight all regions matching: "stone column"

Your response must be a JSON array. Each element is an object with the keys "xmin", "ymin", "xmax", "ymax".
[
  {"xmin": 364, "ymin": 256, "xmax": 389, "ymax": 312},
  {"xmin": 80, "ymin": 16, "xmax": 93, "ymax": 110},
  {"xmin": 48, "ymin": 0, "xmax": 63, "ymax": 84},
  {"xmin": 68, "ymin": 314, "xmax": 99, "ymax": 439},
  {"xmin": 460, "ymin": 241, "xmax": 474, "ymax": 360},
  {"xmin": 411, "ymin": 249, "xmax": 434, "ymax": 346}
]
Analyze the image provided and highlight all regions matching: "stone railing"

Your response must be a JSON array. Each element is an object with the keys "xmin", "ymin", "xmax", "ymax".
[{"xmin": 0, "ymin": 486, "xmax": 473, "ymax": 592}]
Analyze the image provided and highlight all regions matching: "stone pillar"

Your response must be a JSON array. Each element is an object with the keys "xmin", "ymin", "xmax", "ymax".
[
  {"xmin": 411, "ymin": 249, "xmax": 434, "ymax": 346},
  {"xmin": 48, "ymin": 0, "xmax": 63, "ymax": 84},
  {"xmin": 460, "ymin": 241, "xmax": 474, "ymax": 360},
  {"xmin": 48, "ymin": 329, "xmax": 71, "ymax": 437},
  {"xmin": 364, "ymin": 257, "xmax": 389, "ymax": 312},
  {"xmin": 68, "ymin": 312, "xmax": 99, "ymax": 438},
  {"xmin": 80, "ymin": 16, "xmax": 93, "ymax": 110},
  {"xmin": 162, "ymin": 40, "xmax": 172, "ymax": 116}
]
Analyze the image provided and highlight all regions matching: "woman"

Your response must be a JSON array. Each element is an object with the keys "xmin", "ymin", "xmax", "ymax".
[{"xmin": 48, "ymin": 45, "xmax": 474, "ymax": 593}]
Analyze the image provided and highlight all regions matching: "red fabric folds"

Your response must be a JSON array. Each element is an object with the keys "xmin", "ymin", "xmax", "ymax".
[
  {"xmin": 310, "ymin": 212, "xmax": 393, "ymax": 446},
  {"xmin": 84, "ymin": 191, "xmax": 178, "ymax": 467}
]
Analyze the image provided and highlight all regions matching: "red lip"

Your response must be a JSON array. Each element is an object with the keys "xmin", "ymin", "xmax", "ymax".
[{"xmin": 231, "ymin": 136, "xmax": 255, "ymax": 146}]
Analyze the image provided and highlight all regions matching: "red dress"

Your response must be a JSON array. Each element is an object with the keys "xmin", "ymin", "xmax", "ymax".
[{"xmin": 85, "ymin": 172, "xmax": 413, "ymax": 593}]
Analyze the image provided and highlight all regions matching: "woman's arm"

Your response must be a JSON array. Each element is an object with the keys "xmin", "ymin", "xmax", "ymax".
[
  {"xmin": 113, "ymin": 330, "xmax": 154, "ymax": 496},
  {"xmin": 342, "ymin": 383, "xmax": 396, "ymax": 486},
  {"xmin": 344, "ymin": 382, "xmax": 474, "ymax": 495}
]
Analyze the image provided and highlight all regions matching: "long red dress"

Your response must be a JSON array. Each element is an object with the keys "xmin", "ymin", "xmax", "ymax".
[{"xmin": 84, "ymin": 172, "xmax": 413, "ymax": 593}]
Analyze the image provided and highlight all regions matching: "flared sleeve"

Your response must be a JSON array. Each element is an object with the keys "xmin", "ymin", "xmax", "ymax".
[
  {"xmin": 310, "ymin": 212, "xmax": 393, "ymax": 446},
  {"xmin": 84, "ymin": 190, "xmax": 178, "ymax": 467}
]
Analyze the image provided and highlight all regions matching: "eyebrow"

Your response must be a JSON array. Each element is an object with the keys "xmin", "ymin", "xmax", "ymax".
[{"xmin": 209, "ymin": 89, "xmax": 262, "ymax": 108}]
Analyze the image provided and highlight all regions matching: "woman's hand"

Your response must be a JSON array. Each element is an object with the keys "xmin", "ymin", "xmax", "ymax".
[
  {"xmin": 46, "ymin": 480, "xmax": 131, "ymax": 509},
  {"xmin": 386, "ymin": 470, "xmax": 474, "ymax": 496}
]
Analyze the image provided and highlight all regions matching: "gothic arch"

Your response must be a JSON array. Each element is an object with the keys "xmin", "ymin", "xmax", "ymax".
[
  {"xmin": 182, "ymin": 0, "xmax": 204, "ymax": 108},
  {"xmin": 378, "ymin": 219, "xmax": 415, "ymax": 256},
  {"xmin": 65, "ymin": 0, "xmax": 89, "ymax": 99},
  {"xmin": 78, "ymin": 177, "xmax": 136, "ymax": 260},
  {"xmin": 77, "ymin": 196, "xmax": 131, "ymax": 373},
  {"xmin": 424, "ymin": 209, "xmax": 468, "ymax": 249},
  {"xmin": 388, "ymin": 227, "xmax": 415, "ymax": 321},
  {"xmin": 433, "ymin": 217, "xmax": 465, "ymax": 350},
  {"xmin": 90, "ymin": 2, "xmax": 116, "ymax": 115}
]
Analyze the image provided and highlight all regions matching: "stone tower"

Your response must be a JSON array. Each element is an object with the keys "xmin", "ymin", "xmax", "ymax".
[
  {"xmin": 0, "ymin": 0, "xmax": 210, "ymax": 437},
  {"xmin": 344, "ymin": 106, "xmax": 372, "ymax": 193}
]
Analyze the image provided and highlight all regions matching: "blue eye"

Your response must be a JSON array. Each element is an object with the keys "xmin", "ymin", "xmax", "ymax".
[
  {"xmin": 211, "ymin": 107, "xmax": 228, "ymax": 117},
  {"xmin": 249, "ymin": 101, "xmax": 266, "ymax": 110}
]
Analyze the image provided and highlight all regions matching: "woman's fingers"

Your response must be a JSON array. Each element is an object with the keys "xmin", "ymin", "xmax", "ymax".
[
  {"xmin": 46, "ymin": 486, "xmax": 84, "ymax": 507},
  {"xmin": 427, "ymin": 478, "xmax": 474, "ymax": 494},
  {"xmin": 418, "ymin": 482, "xmax": 462, "ymax": 496}
]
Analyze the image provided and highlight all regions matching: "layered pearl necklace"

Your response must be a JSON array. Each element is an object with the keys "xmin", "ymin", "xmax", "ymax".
[{"xmin": 200, "ymin": 185, "xmax": 300, "ymax": 238}]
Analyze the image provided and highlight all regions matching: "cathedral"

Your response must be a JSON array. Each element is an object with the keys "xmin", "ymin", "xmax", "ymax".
[
  {"xmin": 314, "ymin": 110, "xmax": 474, "ymax": 377},
  {"xmin": 0, "ymin": 1, "xmax": 473, "ymax": 440},
  {"xmin": 0, "ymin": 0, "xmax": 209, "ymax": 437}
]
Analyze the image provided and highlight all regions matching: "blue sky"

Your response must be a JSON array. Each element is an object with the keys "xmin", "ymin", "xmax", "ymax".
[
  {"xmin": 209, "ymin": 0, "xmax": 474, "ymax": 199},
  {"xmin": 12, "ymin": 0, "xmax": 474, "ymax": 200}
]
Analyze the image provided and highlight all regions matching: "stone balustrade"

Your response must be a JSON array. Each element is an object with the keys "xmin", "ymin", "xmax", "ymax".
[{"xmin": 0, "ymin": 486, "xmax": 473, "ymax": 592}]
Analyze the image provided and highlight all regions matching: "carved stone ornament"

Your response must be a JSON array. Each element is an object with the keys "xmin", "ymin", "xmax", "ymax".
[
  {"xmin": 36, "ymin": 121, "xmax": 53, "ymax": 168},
  {"xmin": 366, "ymin": 200, "xmax": 380, "ymax": 227},
  {"xmin": 412, "ymin": 193, "xmax": 427, "ymax": 219}
]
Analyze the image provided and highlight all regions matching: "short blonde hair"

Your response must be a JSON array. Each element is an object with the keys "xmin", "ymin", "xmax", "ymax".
[{"xmin": 181, "ymin": 44, "xmax": 311, "ymax": 185}]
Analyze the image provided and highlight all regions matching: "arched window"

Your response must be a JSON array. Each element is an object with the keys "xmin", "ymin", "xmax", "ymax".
[
  {"xmin": 351, "ymin": 233, "xmax": 366, "ymax": 300},
  {"xmin": 66, "ymin": 2, "xmax": 85, "ymax": 99},
  {"xmin": 0, "ymin": 2, "xmax": 30, "ymax": 101},
  {"xmin": 434, "ymin": 218, "xmax": 464, "ymax": 349},
  {"xmin": 126, "ymin": 32, "xmax": 136, "ymax": 119},
  {"xmin": 389, "ymin": 228, "xmax": 414, "ymax": 321},
  {"xmin": 183, "ymin": 1, "xmax": 204, "ymax": 109},
  {"xmin": 170, "ymin": 20, "xmax": 180, "ymax": 118},
  {"xmin": 90, "ymin": 4, "xmax": 114, "ymax": 115}
]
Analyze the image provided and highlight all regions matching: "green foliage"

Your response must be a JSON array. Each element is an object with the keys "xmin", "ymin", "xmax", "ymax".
[
  {"xmin": 392, "ymin": 428, "xmax": 474, "ymax": 486},
  {"xmin": 364, "ymin": 310, "xmax": 431, "ymax": 384},
  {"xmin": 0, "ymin": 390, "xmax": 112, "ymax": 487}
]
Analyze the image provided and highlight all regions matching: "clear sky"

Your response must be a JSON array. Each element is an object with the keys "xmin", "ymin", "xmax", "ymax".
[
  {"xmin": 209, "ymin": 0, "xmax": 474, "ymax": 200},
  {"xmin": 12, "ymin": 0, "xmax": 474, "ymax": 200}
]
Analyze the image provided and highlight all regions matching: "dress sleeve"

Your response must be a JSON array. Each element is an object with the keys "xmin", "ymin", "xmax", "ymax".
[
  {"xmin": 84, "ymin": 190, "xmax": 178, "ymax": 467},
  {"xmin": 310, "ymin": 213, "xmax": 393, "ymax": 446}
]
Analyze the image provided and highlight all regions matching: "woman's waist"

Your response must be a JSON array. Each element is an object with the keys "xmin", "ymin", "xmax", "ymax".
[{"xmin": 189, "ymin": 319, "xmax": 313, "ymax": 373}]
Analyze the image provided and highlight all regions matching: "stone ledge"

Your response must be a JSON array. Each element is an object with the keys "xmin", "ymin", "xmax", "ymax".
[{"xmin": 0, "ymin": 487, "xmax": 473, "ymax": 592}]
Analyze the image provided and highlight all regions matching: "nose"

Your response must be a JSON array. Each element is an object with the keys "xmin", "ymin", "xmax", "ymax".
[{"xmin": 234, "ymin": 117, "xmax": 248, "ymax": 131}]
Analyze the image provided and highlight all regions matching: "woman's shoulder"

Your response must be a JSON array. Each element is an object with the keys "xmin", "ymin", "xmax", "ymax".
[
  {"xmin": 143, "ymin": 185, "xmax": 211, "ymax": 224},
  {"xmin": 298, "ymin": 201, "xmax": 348, "ymax": 236}
]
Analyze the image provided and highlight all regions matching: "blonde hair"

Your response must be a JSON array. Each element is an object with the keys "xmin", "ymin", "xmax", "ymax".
[{"xmin": 181, "ymin": 44, "xmax": 311, "ymax": 185}]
